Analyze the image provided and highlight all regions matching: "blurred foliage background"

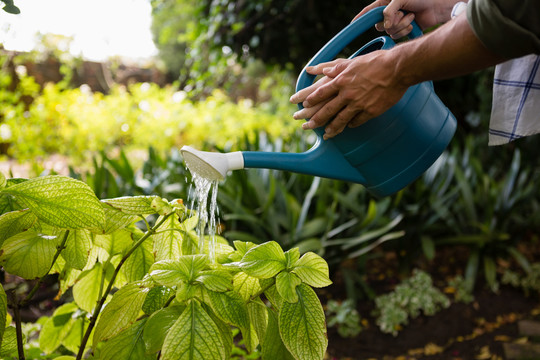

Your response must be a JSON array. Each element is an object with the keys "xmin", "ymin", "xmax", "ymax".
[{"xmin": 1, "ymin": 0, "xmax": 540, "ymax": 343}]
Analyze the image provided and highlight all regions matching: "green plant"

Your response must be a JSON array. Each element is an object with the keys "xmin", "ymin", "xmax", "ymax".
[
  {"xmin": 1, "ymin": 0, "xmax": 19, "ymax": 14},
  {"xmin": 447, "ymin": 275, "xmax": 475, "ymax": 304},
  {"xmin": 325, "ymin": 299, "xmax": 362, "ymax": 338},
  {"xmin": 502, "ymin": 263, "xmax": 540, "ymax": 296},
  {"xmin": 0, "ymin": 173, "xmax": 332, "ymax": 360},
  {"xmin": 373, "ymin": 270, "xmax": 450, "ymax": 336}
]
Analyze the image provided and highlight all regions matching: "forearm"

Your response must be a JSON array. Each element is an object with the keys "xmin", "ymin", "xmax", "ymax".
[{"xmin": 392, "ymin": 13, "xmax": 505, "ymax": 88}]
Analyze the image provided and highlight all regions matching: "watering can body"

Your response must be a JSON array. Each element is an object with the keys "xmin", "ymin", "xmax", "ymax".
[{"xmin": 242, "ymin": 6, "xmax": 456, "ymax": 197}]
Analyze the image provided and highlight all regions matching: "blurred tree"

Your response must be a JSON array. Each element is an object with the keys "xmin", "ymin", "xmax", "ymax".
[{"xmin": 150, "ymin": 0, "xmax": 371, "ymax": 85}]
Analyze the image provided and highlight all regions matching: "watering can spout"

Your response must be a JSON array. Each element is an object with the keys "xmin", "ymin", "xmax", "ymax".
[
  {"xmin": 181, "ymin": 146, "xmax": 244, "ymax": 181},
  {"xmin": 180, "ymin": 142, "xmax": 368, "ymax": 184}
]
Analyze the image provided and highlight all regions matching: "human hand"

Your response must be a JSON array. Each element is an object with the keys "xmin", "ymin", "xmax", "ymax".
[
  {"xmin": 355, "ymin": 0, "xmax": 459, "ymax": 38},
  {"xmin": 289, "ymin": 50, "xmax": 409, "ymax": 140}
]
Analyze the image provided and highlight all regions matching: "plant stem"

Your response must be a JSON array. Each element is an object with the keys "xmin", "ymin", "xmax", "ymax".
[
  {"xmin": 76, "ymin": 214, "xmax": 172, "ymax": 360},
  {"xmin": 8, "ymin": 230, "xmax": 70, "ymax": 360},
  {"xmin": 11, "ymin": 295, "xmax": 24, "ymax": 360},
  {"xmin": 20, "ymin": 230, "xmax": 70, "ymax": 308}
]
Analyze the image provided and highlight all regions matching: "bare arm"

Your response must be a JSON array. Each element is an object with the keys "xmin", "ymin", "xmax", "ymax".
[{"xmin": 290, "ymin": 13, "xmax": 505, "ymax": 140}]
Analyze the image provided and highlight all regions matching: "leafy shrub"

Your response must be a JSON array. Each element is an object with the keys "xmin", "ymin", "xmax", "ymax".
[
  {"xmin": 373, "ymin": 270, "xmax": 450, "ymax": 336},
  {"xmin": 447, "ymin": 275, "xmax": 475, "ymax": 304},
  {"xmin": 325, "ymin": 299, "xmax": 362, "ymax": 338},
  {"xmin": 0, "ymin": 173, "xmax": 332, "ymax": 360},
  {"xmin": 502, "ymin": 263, "xmax": 540, "ymax": 296},
  {"xmin": 1, "ymin": 66, "xmax": 297, "ymax": 164}
]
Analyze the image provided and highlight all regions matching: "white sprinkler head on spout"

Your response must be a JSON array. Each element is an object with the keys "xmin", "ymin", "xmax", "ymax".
[{"xmin": 180, "ymin": 145, "xmax": 244, "ymax": 181}]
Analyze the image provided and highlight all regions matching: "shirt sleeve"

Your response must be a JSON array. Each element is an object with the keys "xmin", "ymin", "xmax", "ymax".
[{"xmin": 466, "ymin": 0, "xmax": 540, "ymax": 59}]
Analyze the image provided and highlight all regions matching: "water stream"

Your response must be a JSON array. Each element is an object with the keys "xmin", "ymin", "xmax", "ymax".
[{"xmin": 187, "ymin": 171, "xmax": 220, "ymax": 262}]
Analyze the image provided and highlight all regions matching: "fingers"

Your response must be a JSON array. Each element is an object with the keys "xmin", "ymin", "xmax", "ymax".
[
  {"xmin": 304, "ymin": 59, "xmax": 343, "ymax": 75},
  {"xmin": 382, "ymin": 4, "xmax": 416, "ymax": 38},
  {"xmin": 302, "ymin": 96, "xmax": 346, "ymax": 131},
  {"xmin": 353, "ymin": 0, "xmax": 391, "ymax": 22},
  {"xmin": 289, "ymin": 76, "xmax": 331, "ymax": 104},
  {"xmin": 292, "ymin": 99, "xmax": 328, "ymax": 121},
  {"xmin": 322, "ymin": 106, "xmax": 361, "ymax": 140}
]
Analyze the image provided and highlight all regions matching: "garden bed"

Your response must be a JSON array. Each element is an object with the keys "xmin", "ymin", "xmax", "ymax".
[{"xmin": 323, "ymin": 243, "xmax": 540, "ymax": 360}]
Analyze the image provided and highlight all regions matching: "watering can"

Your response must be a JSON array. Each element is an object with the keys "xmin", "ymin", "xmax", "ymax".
[{"xmin": 181, "ymin": 6, "xmax": 457, "ymax": 197}]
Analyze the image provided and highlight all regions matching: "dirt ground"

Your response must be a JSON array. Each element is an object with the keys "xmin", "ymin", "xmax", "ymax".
[{"xmin": 323, "ymin": 243, "xmax": 540, "ymax": 360}]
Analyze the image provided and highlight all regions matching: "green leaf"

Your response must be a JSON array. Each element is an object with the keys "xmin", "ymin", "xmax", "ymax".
[
  {"xmin": 0, "ymin": 284, "xmax": 6, "ymax": 350},
  {"xmin": 102, "ymin": 196, "xmax": 160, "ymax": 215},
  {"xmin": 94, "ymin": 229, "xmax": 133, "ymax": 257},
  {"xmin": 73, "ymin": 262, "xmax": 110, "ymax": 313},
  {"xmin": 279, "ymin": 283, "xmax": 328, "ymax": 360},
  {"xmin": 101, "ymin": 202, "xmax": 138, "ymax": 234},
  {"xmin": 0, "ymin": 230, "xmax": 59, "ymax": 279},
  {"xmin": 63, "ymin": 229, "xmax": 93, "ymax": 270},
  {"xmin": 261, "ymin": 308, "xmax": 294, "ymax": 360},
  {"xmin": 0, "ymin": 209, "xmax": 36, "ymax": 247},
  {"xmin": 291, "ymin": 252, "xmax": 332, "ymax": 288},
  {"xmin": 276, "ymin": 272, "xmax": 302, "ymax": 303},
  {"xmin": 142, "ymin": 286, "xmax": 174, "ymax": 315},
  {"xmin": 2, "ymin": 3, "xmax": 20, "ymax": 14},
  {"xmin": 263, "ymin": 283, "xmax": 283, "ymax": 310},
  {"xmin": 61, "ymin": 317, "xmax": 85, "ymax": 354},
  {"xmin": 421, "ymin": 236, "xmax": 436, "ymax": 261},
  {"xmin": 233, "ymin": 272, "xmax": 261, "ymax": 301},
  {"xmin": 239, "ymin": 241, "xmax": 286, "ymax": 278},
  {"xmin": 122, "ymin": 237, "xmax": 154, "ymax": 282},
  {"xmin": 143, "ymin": 306, "xmax": 184, "ymax": 354},
  {"xmin": 94, "ymin": 281, "xmax": 150, "ymax": 344},
  {"xmin": 39, "ymin": 302, "xmax": 78, "ymax": 354},
  {"xmin": 247, "ymin": 299, "xmax": 268, "ymax": 347},
  {"xmin": 0, "ymin": 172, "xmax": 6, "ymax": 189},
  {"xmin": 153, "ymin": 215, "xmax": 183, "ymax": 261},
  {"xmin": 161, "ymin": 300, "xmax": 226, "ymax": 360},
  {"xmin": 2, "ymin": 175, "xmax": 105, "ymax": 230},
  {"xmin": 101, "ymin": 319, "xmax": 155, "ymax": 360},
  {"xmin": 233, "ymin": 241, "xmax": 257, "ymax": 256},
  {"xmin": 284, "ymin": 248, "xmax": 300, "ymax": 267},
  {"xmin": 149, "ymin": 255, "xmax": 208, "ymax": 287},
  {"xmin": 0, "ymin": 326, "xmax": 18, "ymax": 358},
  {"xmin": 196, "ymin": 270, "xmax": 232, "ymax": 292},
  {"xmin": 484, "ymin": 256, "xmax": 498, "ymax": 291},
  {"xmin": 206, "ymin": 290, "xmax": 249, "ymax": 330}
]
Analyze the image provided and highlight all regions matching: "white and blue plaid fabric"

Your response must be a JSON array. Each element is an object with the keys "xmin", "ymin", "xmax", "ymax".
[{"xmin": 489, "ymin": 54, "xmax": 540, "ymax": 145}]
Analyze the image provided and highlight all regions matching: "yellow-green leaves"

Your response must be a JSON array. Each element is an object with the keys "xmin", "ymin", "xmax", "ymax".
[
  {"xmin": 2, "ymin": 176, "xmax": 105, "ymax": 230},
  {"xmin": 291, "ymin": 252, "xmax": 333, "ymax": 288},
  {"xmin": 161, "ymin": 300, "xmax": 228, "ymax": 360},
  {"xmin": 93, "ymin": 281, "xmax": 150, "ymax": 345},
  {"xmin": 0, "ymin": 230, "xmax": 59, "ymax": 279},
  {"xmin": 239, "ymin": 241, "xmax": 287, "ymax": 278},
  {"xmin": 38, "ymin": 303, "xmax": 80, "ymax": 354},
  {"xmin": 279, "ymin": 284, "xmax": 328, "ymax": 360}
]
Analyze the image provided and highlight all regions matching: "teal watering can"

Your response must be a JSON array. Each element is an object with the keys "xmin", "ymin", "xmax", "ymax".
[{"xmin": 181, "ymin": 6, "xmax": 457, "ymax": 197}]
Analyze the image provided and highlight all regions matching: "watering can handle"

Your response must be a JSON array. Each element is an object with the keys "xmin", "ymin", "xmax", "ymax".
[{"xmin": 295, "ymin": 6, "xmax": 422, "ymax": 93}]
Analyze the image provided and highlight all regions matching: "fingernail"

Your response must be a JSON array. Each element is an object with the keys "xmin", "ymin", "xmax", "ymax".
[
  {"xmin": 289, "ymin": 95, "xmax": 296, "ymax": 103},
  {"xmin": 302, "ymin": 122, "xmax": 311, "ymax": 130},
  {"xmin": 293, "ymin": 111, "xmax": 301, "ymax": 119}
]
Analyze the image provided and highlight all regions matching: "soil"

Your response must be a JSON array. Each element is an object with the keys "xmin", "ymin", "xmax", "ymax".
[{"xmin": 323, "ymin": 243, "xmax": 540, "ymax": 360}]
